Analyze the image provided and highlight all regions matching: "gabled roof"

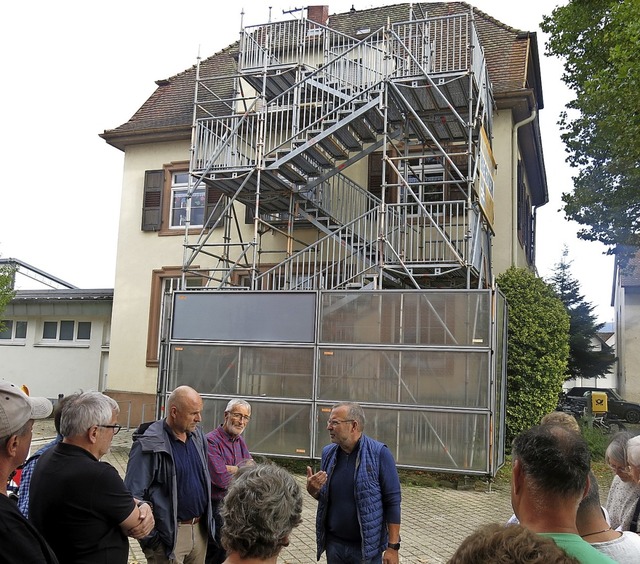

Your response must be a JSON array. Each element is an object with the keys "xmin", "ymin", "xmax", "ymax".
[
  {"xmin": 100, "ymin": 2, "xmax": 547, "ymax": 205},
  {"xmin": 618, "ymin": 248, "xmax": 640, "ymax": 288},
  {"xmin": 101, "ymin": 2, "xmax": 543, "ymax": 144}
]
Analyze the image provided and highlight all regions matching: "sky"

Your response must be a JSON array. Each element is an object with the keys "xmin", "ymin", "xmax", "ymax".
[{"xmin": 0, "ymin": 0, "xmax": 615, "ymax": 323}]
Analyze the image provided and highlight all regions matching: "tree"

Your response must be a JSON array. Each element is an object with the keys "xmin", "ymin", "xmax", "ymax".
[
  {"xmin": 0, "ymin": 261, "xmax": 16, "ymax": 328},
  {"xmin": 497, "ymin": 267, "xmax": 570, "ymax": 442},
  {"xmin": 540, "ymin": 1, "xmax": 640, "ymax": 255},
  {"xmin": 547, "ymin": 248, "xmax": 615, "ymax": 380}
]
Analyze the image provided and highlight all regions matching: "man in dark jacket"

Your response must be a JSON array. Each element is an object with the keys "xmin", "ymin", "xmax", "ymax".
[
  {"xmin": 124, "ymin": 385, "xmax": 215, "ymax": 564},
  {"xmin": 306, "ymin": 401, "xmax": 401, "ymax": 564}
]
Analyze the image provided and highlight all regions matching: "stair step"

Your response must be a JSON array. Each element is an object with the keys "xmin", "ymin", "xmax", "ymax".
[
  {"xmin": 313, "ymin": 135, "xmax": 349, "ymax": 160},
  {"xmin": 332, "ymin": 125, "xmax": 364, "ymax": 151}
]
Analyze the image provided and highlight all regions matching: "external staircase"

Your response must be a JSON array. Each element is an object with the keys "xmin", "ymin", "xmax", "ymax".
[{"xmin": 183, "ymin": 8, "xmax": 495, "ymax": 291}]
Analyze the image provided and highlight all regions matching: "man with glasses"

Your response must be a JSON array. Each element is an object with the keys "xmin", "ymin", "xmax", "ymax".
[
  {"xmin": 205, "ymin": 399, "xmax": 254, "ymax": 564},
  {"xmin": 125, "ymin": 385, "xmax": 215, "ymax": 564},
  {"xmin": 30, "ymin": 390, "xmax": 154, "ymax": 563},
  {"xmin": 306, "ymin": 401, "xmax": 401, "ymax": 564}
]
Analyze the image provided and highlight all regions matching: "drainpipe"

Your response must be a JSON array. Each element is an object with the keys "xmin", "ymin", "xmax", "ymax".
[{"xmin": 511, "ymin": 108, "xmax": 537, "ymax": 266}]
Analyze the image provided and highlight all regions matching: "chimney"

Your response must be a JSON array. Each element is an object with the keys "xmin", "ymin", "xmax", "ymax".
[{"xmin": 307, "ymin": 5, "xmax": 329, "ymax": 26}]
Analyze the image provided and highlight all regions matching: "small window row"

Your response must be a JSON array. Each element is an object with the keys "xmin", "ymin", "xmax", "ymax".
[{"xmin": 1, "ymin": 320, "xmax": 92, "ymax": 342}]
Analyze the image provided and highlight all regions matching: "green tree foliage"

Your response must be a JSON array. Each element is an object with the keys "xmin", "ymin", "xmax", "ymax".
[
  {"xmin": 0, "ymin": 261, "xmax": 16, "ymax": 327},
  {"xmin": 541, "ymin": 1, "xmax": 640, "ymax": 253},
  {"xmin": 548, "ymin": 248, "xmax": 615, "ymax": 380},
  {"xmin": 497, "ymin": 267, "xmax": 570, "ymax": 443}
]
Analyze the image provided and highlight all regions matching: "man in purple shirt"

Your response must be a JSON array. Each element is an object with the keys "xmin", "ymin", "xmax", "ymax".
[{"xmin": 205, "ymin": 399, "xmax": 253, "ymax": 564}]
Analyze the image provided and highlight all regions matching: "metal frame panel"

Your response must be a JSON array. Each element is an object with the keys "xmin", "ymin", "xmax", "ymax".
[{"xmin": 161, "ymin": 288, "xmax": 506, "ymax": 476}]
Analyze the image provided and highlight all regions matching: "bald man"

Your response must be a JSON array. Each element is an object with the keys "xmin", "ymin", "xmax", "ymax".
[{"xmin": 125, "ymin": 386, "xmax": 215, "ymax": 564}]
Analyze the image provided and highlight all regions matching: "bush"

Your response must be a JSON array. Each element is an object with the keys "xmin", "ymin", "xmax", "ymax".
[{"xmin": 497, "ymin": 268, "xmax": 570, "ymax": 444}]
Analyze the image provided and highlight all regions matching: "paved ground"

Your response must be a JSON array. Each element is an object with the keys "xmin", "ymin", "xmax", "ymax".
[{"xmin": 30, "ymin": 419, "xmax": 515, "ymax": 564}]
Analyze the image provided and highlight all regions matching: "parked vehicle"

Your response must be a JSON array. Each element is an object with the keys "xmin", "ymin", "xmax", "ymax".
[
  {"xmin": 557, "ymin": 393, "xmax": 627, "ymax": 433},
  {"xmin": 561, "ymin": 387, "xmax": 640, "ymax": 424}
]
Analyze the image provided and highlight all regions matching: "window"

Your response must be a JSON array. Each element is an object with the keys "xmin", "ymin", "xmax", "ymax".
[
  {"xmin": 141, "ymin": 164, "xmax": 225, "ymax": 233},
  {"xmin": 406, "ymin": 155, "xmax": 446, "ymax": 211},
  {"xmin": 517, "ymin": 161, "xmax": 534, "ymax": 265},
  {"xmin": 147, "ymin": 267, "xmax": 203, "ymax": 366},
  {"xmin": 0, "ymin": 320, "xmax": 27, "ymax": 342},
  {"xmin": 41, "ymin": 321, "xmax": 91, "ymax": 342},
  {"xmin": 170, "ymin": 172, "xmax": 206, "ymax": 228}
]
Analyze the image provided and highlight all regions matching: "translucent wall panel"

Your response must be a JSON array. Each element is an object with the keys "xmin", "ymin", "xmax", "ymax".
[
  {"xmin": 169, "ymin": 344, "xmax": 314, "ymax": 399},
  {"xmin": 320, "ymin": 291, "xmax": 490, "ymax": 346},
  {"xmin": 203, "ymin": 398, "xmax": 312, "ymax": 458},
  {"xmin": 318, "ymin": 348, "xmax": 489, "ymax": 407},
  {"xmin": 314, "ymin": 406, "xmax": 489, "ymax": 473},
  {"xmin": 165, "ymin": 289, "xmax": 505, "ymax": 475},
  {"xmin": 172, "ymin": 291, "xmax": 316, "ymax": 342}
]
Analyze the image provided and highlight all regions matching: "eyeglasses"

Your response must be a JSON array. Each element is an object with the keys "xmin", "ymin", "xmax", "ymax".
[
  {"xmin": 97, "ymin": 424, "xmax": 122, "ymax": 435},
  {"xmin": 608, "ymin": 463, "xmax": 631, "ymax": 474},
  {"xmin": 230, "ymin": 412, "xmax": 251, "ymax": 422},
  {"xmin": 327, "ymin": 419, "xmax": 355, "ymax": 428}
]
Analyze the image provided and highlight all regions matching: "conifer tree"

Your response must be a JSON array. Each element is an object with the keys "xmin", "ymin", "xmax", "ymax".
[{"xmin": 547, "ymin": 248, "xmax": 615, "ymax": 380}]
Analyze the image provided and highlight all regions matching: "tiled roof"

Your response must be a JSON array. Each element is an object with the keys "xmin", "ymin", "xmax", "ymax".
[
  {"xmin": 619, "ymin": 248, "xmax": 640, "ymax": 287},
  {"xmin": 101, "ymin": 1, "xmax": 540, "ymax": 148}
]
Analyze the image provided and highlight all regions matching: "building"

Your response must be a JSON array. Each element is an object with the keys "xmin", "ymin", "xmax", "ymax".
[
  {"xmin": 100, "ymin": 2, "xmax": 547, "ymax": 474},
  {"xmin": 0, "ymin": 259, "xmax": 113, "ymax": 401},
  {"xmin": 613, "ymin": 249, "xmax": 640, "ymax": 402},
  {"xmin": 563, "ymin": 326, "xmax": 617, "ymax": 391}
]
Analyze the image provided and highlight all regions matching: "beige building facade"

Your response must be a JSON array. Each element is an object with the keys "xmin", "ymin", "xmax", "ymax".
[{"xmin": 101, "ymin": 2, "xmax": 548, "ymax": 431}]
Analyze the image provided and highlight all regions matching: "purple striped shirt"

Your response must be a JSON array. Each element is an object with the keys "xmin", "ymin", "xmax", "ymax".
[{"xmin": 206, "ymin": 425, "xmax": 252, "ymax": 501}]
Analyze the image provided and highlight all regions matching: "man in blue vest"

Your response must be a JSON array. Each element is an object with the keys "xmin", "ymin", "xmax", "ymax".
[{"xmin": 306, "ymin": 402, "xmax": 401, "ymax": 564}]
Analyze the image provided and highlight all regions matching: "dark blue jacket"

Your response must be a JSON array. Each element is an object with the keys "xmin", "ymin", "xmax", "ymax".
[
  {"xmin": 124, "ymin": 420, "xmax": 214, "ymax": 560},
  {"xmin": 315, "ymin": 434, "xmax": 400, "ymax": 560}
]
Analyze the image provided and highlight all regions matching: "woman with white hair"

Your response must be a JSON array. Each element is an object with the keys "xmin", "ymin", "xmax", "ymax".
[
  {"xmin": 618, "ymin": 434, "xmax": 640, "ymax": 531},
  {"xmin": 627, "ymin": 435, "xmax": 640, "ymax": 481}
]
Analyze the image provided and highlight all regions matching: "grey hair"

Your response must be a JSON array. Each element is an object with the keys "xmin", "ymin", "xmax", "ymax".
[
  {"xmin": 225, "ymin": 398, "xmax": 251, "ymax": 414},
  {"xmin": 605, "ymin": 431, "xmax": 635, "ymax": 466},
  {"xmin": 221, "ymin": 464, "xmax": 302, "ymax": 559},
  {"xmin": 627, "ymin": 435, "xmax": 640, "ymax": 467},
  {"xmin": 60, "ymin": 391, "xmax": 119, "ymax": 437},
  {"xmin": 332, "ymin": 401, "xmax": 366, "ymax": 431}
]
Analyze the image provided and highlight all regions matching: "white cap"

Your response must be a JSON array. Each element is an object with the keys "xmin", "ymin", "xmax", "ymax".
[{"xmin": 0, "ymin": 380, "xmax": 53, "ymax": 437}]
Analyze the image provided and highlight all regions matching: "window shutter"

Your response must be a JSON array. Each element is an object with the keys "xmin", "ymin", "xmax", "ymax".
[
  {"xmin": 142, "ymin": 170, "xmax": 164, "ymax": 231},
  {"xmin": 205, "ymin": 184, "xmax": 226, "ymax": 228},
  {"xmin": 245, "ymin": 204, "xmax": 255, "ymax": 224},
  {"xmin": 368, "ymin": 151, "xmax": 383, "ymax": 201}
]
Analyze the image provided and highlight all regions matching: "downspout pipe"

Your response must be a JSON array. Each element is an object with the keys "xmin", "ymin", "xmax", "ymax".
[{"xmin": 511, "ymin": 108, "xmax": 537, "ymax": 266}]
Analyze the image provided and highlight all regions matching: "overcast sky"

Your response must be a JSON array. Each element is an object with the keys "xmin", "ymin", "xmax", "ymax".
[{"xmin": 0, "ymin": 0, "xmax": 614, "ymax": 323}]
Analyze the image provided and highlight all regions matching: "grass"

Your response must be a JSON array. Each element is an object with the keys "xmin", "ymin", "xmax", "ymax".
[{"xmin": 262, "ymin": 423, "xmax": 623, "ymax": 492}]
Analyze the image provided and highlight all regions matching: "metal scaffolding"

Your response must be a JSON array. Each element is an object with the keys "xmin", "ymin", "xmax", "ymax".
[
  {"xmin": 159, "ymin": 6, "xmax": 506, "ymax": 476},
  {"xmin": 180, "ymin": 6, "xmax": 495, "ymax": 292}
]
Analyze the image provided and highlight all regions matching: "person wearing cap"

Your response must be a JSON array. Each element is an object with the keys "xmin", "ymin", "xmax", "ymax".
[
  {"xmin": 0, "ymin": 380, "xmax": 58, "ymax": 563},
  {"xmin": 29, "ymin": 390, "xmax": 155, "ymax": 564}
]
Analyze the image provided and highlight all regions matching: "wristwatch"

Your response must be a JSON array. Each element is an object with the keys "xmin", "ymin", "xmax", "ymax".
[{"xmin": 387, "ymin": 541, "xmax": 401, "ymax": 550}]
